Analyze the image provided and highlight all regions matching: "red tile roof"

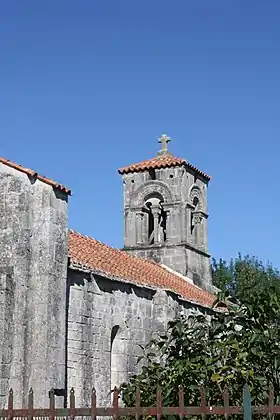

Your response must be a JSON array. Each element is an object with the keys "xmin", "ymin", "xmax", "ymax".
[
  {"xmin": 0, "ymin": 157, "xmax": 71, "ymax": 195},
  {"xmin": 118, "ymin": 154, "xmax": 211, "ymax": 181},
  {"xmin": 68, "ymin": 230, "xmax": 215, "ymax": 308}
]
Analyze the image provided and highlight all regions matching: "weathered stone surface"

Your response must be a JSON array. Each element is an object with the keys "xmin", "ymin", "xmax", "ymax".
[
  {"xmin": 122, "ymin": 164, "xmax": 212, "ymax": 290},
  {"xmin": 67, "ymin": 269, "xmax": 210, "ymax": 407},
  {"xmin": 0, "ymin": 163, "xmax": 68, "ymax": 408}
]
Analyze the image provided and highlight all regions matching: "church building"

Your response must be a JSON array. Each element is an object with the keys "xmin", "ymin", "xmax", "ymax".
[{"xmin": 0, "ymin": 135, "xmax": 215, "ymax": 409}]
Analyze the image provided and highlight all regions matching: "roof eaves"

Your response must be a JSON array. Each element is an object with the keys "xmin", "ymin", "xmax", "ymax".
[
  {"xmin": 68, "ymin": 259, "xmax": 214, "ymax": 309},
  {"xmin": 183, "ymin": 161, "xmax": 211, "ymax": 182},
  {"xmin": 118, "ymin": 158, "xmax": 211, "ymax": 181}
]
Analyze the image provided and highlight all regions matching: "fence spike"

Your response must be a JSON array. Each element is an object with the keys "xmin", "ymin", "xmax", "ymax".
[
  {"xmin": 48, "ymin": 388, "xmax": 55, "ymax": 399},
  {"xmin": 70, "ymin": 388, "xmax": 75, "ymax": 403},
  {"xmin": 49, "ymin": 388, "xmax": 55, "ymax": 399}
]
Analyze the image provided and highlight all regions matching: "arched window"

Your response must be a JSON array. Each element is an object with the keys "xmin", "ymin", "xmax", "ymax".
[
  {"xmin": 142, "ymin": 195, "xmax": 167, "ymax": 244},
  {"xmin": 110, "ymin": 325, "xmax": 127, "ymax": 392},
  {"xmin": 191, "ymin": 197, "xmax": 199, "ymax": 234}
]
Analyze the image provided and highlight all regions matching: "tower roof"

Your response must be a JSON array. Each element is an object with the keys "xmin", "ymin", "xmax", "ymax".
[{"xmin": 118, "ymin": 154, "xmax": 211, "ymax": 181}]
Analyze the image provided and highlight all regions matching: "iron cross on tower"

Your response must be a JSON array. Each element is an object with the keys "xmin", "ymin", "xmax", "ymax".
[{"xmin": 157, "ymin": 134, "xmax": 171, "ymax": 155}]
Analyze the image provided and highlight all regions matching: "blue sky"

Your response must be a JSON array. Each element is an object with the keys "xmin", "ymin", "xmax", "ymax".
[{"xmin": 1, "ymin": 1, "xmax": 280, "ymax": 268}]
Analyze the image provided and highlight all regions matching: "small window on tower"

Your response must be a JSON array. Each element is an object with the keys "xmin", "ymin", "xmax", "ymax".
[
  {"xmin": 193, "ymin": 197, "xmax": 199, "ymax": 209},
  {"xmin": 148, "ymin": 168, "xmax": 156, "ymax": 180}
]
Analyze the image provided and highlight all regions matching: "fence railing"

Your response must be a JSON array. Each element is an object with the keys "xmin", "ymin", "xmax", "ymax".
[{"xmin": 0, "ymin": 385, "xmax": 280, "ymax": 420}]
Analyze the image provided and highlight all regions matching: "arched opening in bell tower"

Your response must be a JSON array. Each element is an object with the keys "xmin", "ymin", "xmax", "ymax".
[
  {"xmin": 191, "ymin": 196, "xmax": 199, "ymax": 234},
  {"xmin": 142, "ymin": 194, "xmax": 167, "ymax": 245}
]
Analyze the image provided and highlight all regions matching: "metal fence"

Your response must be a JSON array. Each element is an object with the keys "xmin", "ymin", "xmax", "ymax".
[{"xmin": 0, "ymin": 385, "xmax": 280, "ymax": 420}]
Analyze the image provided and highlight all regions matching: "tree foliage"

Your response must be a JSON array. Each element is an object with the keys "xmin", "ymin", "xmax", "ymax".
[
  {"xmin": 212, "ymin": 254, "xmax": 280, "ymax": 304},
  {"xmin": 120, "ymin": 255, "xmax": 280, "ymax": 416}
]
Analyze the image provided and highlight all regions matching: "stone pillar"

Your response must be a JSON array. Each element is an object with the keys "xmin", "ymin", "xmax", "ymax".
[
  {"xmin": 192, "ymin": 211, "xmax": 203, "ymax": 247},
  {"xmin": 164, "ymin": 209, "xmax": 171, "ymax": 243},
  {"xmin": 181, "ymin": 204, "xmax": 186, "ymax": 242},
  {"xmin": 142, "ymin": 212, "xmax": 149, "ymax": 244},
  {"xmin": 186, "ymin": 204, "xmax": 192, "ymax": 243},
  {"xmin": 136, "ymin": 212, "xmax": 144, "ymax": 244},
  {"xmin": 151, "ymin": 205, "xmax": 161, "ymax": 244},
  {"xmin": 162, "ymin": 204, "xmax": 172, "ymax": 243},
  {"xmin": 124, "ymin": 210, "xmax": 135, "ymax": 247}
]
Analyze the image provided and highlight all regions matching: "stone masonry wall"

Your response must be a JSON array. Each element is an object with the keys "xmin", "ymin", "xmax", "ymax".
[
  {"xmin": 0, "ymin": 163, "xmax": 68, "ymax": 408},
  {"xmin": 67, "ymin": 268, "xmax": 210, "ymax": 407},
  {"xmin": 126, "ymin": 244, "xmax": 188, "ymax": 276}
]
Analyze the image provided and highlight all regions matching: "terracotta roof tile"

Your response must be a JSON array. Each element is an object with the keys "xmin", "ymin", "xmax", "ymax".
[
  {"xmin": 0, "ymin": 157, "xmax": 71, "ymax": 195},
  {"xmin": 118, "ymin": 154, "xmax": 211, "ymax": 181},
  {"xmin": 68, "ymin": 230, "xmax": 215, "ymax": 308}
]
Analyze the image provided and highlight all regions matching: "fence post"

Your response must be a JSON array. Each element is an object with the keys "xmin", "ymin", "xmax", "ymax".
[
  {"xmin": 223, "ymin": 385, "xmax": 229, "ymax": 420},
  {"xmin": 27, "ymin": 388, "xmax": 33, "ymax": 420},
  {"xmin": 243, "ymin": 384, "xmax": 252, "ymax": 420},
  {"xmin": 200, "ymin": 386, "xmax": 207, "ymax": 420},
  {"xmin": 135, "ymin": 387, "xmax": 141, "ymax": 420},
  {"xmin": 91, "ymin": 387, "xmax": 97, "ymax": 420},
  {"xmin": 269, "ymin": 385, "xmax": 274, "ymax": 419},
  {"xmin": 112, "ymin": 387, "xmax": 119, "ymax": 420},
  {"xmin": 156, "ymin": 388, "xmax": 162, "ymax": 420},
  {"xmin": 49, "ymin": 388, "xmax": 55, "ymax": 420},
  {"xmin": 7, "ymin": 389, "xmax": 13, "ymax": 420},
  {"xmin": 178, "ymin": 385, "xmax": 184, "ymax": 420},
  {"xmin": 70, "ymin": 388, "xmax": 75, "ymax": 420}
]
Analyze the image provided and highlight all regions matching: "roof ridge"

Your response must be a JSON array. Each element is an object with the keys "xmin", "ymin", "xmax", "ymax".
[{"xmin": 118, "ymin": 154, "xmax": 184, "ymax": 168}]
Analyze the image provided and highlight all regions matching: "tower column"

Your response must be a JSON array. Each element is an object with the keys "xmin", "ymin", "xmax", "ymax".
[
  {"xmin": 136, "ymin": 211, "xmax": 144, "ymax": 244},
  {"xmin": 164, "ymin": 209, "xmax": 171, "ymax": 243},
  {"xmin": 162, "ymin": 204, "xmax": 172, "ymax": 243},
  {"xmin": 151, "ymin": 205, "xmax": 161, "ymax": 244}
]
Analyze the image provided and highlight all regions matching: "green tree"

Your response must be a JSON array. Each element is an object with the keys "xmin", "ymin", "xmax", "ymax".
[
  {"xmin": 212, "ymin": 254, "xmax": 280, "ymax": 304},
  {"xmin": 120, "ymin": 287, "xmax": 280, "ymax": 416}
]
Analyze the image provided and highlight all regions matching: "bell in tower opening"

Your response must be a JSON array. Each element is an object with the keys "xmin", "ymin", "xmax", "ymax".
[{"xmin": 118, "ymin": 134, "xmax": 212, "ymax": 292}]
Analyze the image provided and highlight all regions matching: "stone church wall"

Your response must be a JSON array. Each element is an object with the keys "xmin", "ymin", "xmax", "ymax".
[
  {"xmin": 0, "ymin": 163, "xmax": 68, "ymax": 408},
  {"xmin": 67, "ymin": 269, "xmax": 210, "ymax": 407}
]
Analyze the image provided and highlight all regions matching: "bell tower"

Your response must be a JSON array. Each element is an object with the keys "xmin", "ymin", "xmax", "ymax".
[{"xmin": 118, "ymin": 134, "xmax": 212, "ymax": 291}]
